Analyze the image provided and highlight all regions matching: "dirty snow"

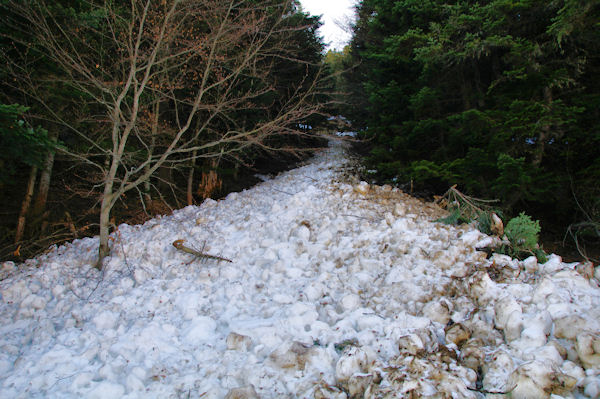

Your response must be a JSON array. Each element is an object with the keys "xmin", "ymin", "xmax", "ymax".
[{"xmin": 1, "ymin": 139, "xmax": 599, "ymax": 398}]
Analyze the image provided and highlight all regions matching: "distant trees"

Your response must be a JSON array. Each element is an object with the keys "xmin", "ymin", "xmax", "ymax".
[
  {"xmin": 1, "ymin": 0, "xmax": 327, "ymax": 266},
  {"xmin": 324, "ymin": 47, "xmax": 352, "ymax": 115},
  {"xmin": 0, "ymin": 105, "xmax": 57, "ymax": 244},
  {"xmin": 344, "ymin": 0, "xmax": 600, "ymax": 240}
]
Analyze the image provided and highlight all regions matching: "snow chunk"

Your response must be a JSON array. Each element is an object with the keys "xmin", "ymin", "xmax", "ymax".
[
  {"xmin": 92, "ymin": 310, "xmax": 119, "ymax": 330},
  {"xmin": 468, "ymin": 271, "xmax": 500, "ymax": 305},
  {"xmin": 20, "ymin": 294, "xmax": 47, "ymax": 311},
  {"xmin": 273, "ymin": 294, "xmax": 294, "ymax": 304},
  {"xmin": 423, "ymin": 299, "xmax": 451, "ymax": 325},
  {"xmin": 576, "ymin": 333, "xmax": 600, "ymax": 369},
  {"xmin": 461, "ymin": 230, "xmax": 482, "ymax": 247},
  {"xmin": 71, "ymin": 373, "xmax": 94, "ymax": 390},
  {"xmin": 530, "ymin": 344, "xmax": 564, "ymax": 367},
  {"xmin": 340, "ymin": 294, "xmax": 361, "ymax": 312},
  {"xmin": 126, "ymin": 373, "xmax": 145, "ymax": 392},
  {"xmin": 290, "ymin": 224, "xmax": 310, "ymax": 241},
  {"xmin": 522, "ymin": 256, "xmax": 538, "ymax": 273},
  {"xmin": 540, "ymin": 254, "xmax": 565, "ymax": 274},
  {"xmin": 183, "ymin": 316, "xmax": 217, "ymax": 344},
  {"xmin": 508, "ymin": 360, "xmax": 576, "ymax": 399},
  {"xmin": 1, "ymin": 261, "xmax": 16, "ymax": 274},
  {"xmin": 483, "ymin": 350, "xmax": 514, "ymax": 392},
  {"xmin": 354, "ymin": 181, "xmax": 370, "ymax": 195},
  {"xmin": 304, "ymin": 283, "xmax": 324, "ymax": 302},
  {"xmin": 87, "ymin": 382, "xmax": 125, "ymax": 399},
  {"xmin": 133, "ymin": 268, "xmax": 150, "ymax": 284},
  {"xmin": 227, "ymin": 332, "xmax": 252, "ymax": 351},
  {"xmin": 494, "ymin": 295, "xmax": 522, "ymax": 330},
  {"xmin": 560, "ymin": 360, "xmax": 585, "ymax": 384},
  {"xmin": 554, "ymin": 315, "xmax": 591, "ymax": 340},
  {"xmin": 584, "ymin": 377, "xmax": 600, "ymax": 398},
  {"xmin": 225, "ymin": 385, "xmax": 259, "ymax": 399},
  {"xmin": 175, "ymin": 292, "xmax": 206, "ymax": 320},
  {"xmin": 512, "ymin": 325, "xmax": 547, "ymax": 351},
  {"xmin": 335, "ymin": 346, "xmax": 370, "ymax": 386},
  {"xmin": 1, "ymin": 280, "xmax": 31, "ymax": 304}
]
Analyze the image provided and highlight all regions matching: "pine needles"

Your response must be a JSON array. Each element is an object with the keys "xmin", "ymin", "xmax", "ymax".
[
  {"xmin": 435, "ymin": 186, "xmax": 547, "ymax": 261},
  {"xmin": 434, "ymin": 185, "xmax": 501, "ymax": 235}
]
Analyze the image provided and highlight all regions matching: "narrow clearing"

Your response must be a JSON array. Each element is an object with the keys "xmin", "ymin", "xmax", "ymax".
[{"xmin": 1, "ymin": 139, "xmax": 599, "ymax": 398}]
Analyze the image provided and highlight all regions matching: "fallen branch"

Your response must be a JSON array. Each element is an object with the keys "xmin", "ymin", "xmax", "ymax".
[
  {"xmin": 564, "ymin": 221, "xmax": 600, "ymax": 263},
  {"xmin": 435, "ymin": 185, "xmax": 503, "ymax": 235},
  {"xmin": 173, "ymin": 239, "xmax": 232, "ymax": 263}
]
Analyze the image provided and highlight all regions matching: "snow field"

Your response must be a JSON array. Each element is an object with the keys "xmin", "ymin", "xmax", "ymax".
[{"xmin": 0, "ymin": 139, "xmax": 599, "ymax": 398}]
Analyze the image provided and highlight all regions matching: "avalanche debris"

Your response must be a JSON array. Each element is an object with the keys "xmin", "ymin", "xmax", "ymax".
[{"xmin": 1, "ymin": 139, "xmax": 599, "ymax": 398}]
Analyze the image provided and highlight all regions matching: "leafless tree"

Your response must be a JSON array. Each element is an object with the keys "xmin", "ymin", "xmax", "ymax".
[{"xmin": 3, "ymin": 0, "xmax": 327, "ymax": 268}]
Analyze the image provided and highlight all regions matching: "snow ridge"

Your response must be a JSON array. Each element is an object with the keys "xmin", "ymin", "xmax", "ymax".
[{"xmin": 1, "ymin": 139, "xmax": 599, "ymax": 398}]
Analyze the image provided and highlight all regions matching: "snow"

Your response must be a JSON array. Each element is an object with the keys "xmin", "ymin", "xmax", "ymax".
[{"xmin": 1, "ymin": 138, "xmax": 600, "ymax": 398}]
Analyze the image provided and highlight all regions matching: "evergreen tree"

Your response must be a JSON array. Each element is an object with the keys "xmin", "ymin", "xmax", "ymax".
[{"xmin": 345, "ymin": 0, "xmax": 600, "ymax": 236}]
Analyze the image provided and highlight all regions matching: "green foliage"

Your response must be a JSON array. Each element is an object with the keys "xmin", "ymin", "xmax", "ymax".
[
  {"xmin": 475, "ymin": 210, "xmax": 494, "ymax": 236},
  {"xmin": 343, "ymin": 0, "xmax": 600, "ymax": 235},
  {"xmin": 492, "ymin": 154, "xmax": 532, "ymax": 203},
  {"xmin": 436, "ymin": 208, "xmax": 470, "ymax": 226},
  {"xmin": 437, "ymin": 206, "xmax": 496, "ymax": 234},
  {"xmin": 505, "ymin": 213, "xmax": 541, "ymax": 253},
  {"xmin": 324, "ymin": 46, "xmax": 353, "ymax": 116},
  {"xmin": 500, "ymin": 212, "xmax": 546, "ymax": 262},
  {"xmin": 435, "ymin": 186, "xmax": 547, "ymax": 261},
  {"xmin": 0, "ymin": 104, "xmax": 56, "ymax": 183},
  {"xmin": 434, "ymin": 186, "xmax": 501, "ymax": 234}
]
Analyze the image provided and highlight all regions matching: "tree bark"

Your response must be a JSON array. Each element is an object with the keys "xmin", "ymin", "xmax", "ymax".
[
  {"xmin": 32, "ymin": 129, "xmax": 58, "ymax": 221},
  {"xmin": 15, "ymin": 165, "xmax": 38, "ymax": 244},
  {"xmin": 143, "ymin": 101, "xmax": 159, "ymax": 208},
  {"xmin": 187, "ymin": 149, "xmax": 197, "ymax": 206},
  {"xmin": 97, "ymin": 148, "xmax": 119, "ymax": 269},
  {"xmin": 97, "ymin": 191, "xmax": 113, "ymax": 269}
]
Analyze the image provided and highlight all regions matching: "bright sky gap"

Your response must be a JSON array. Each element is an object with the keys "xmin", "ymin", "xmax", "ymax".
[{"xmin": 299, "ymin": 0, "xmax": 357, "ymax": 51}]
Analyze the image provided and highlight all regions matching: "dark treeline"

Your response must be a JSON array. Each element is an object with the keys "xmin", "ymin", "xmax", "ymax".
[
  {"xmin": 330, "ymin": 0, "xmax": 600, "ymax": 257},
  {"xmin": 2, "ymin": 0, "xmax": 598, "ymax": 263},
  {"xmin": 0, "ymin": 0, "xmax": 328, "ymax": 265}
]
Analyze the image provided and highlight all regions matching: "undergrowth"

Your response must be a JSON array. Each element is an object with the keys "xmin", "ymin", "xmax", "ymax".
[
  {"xmin": 500, "ymin": 213, "xmax": 546, "ymax": 262},
  {"xmin": 436, "ymin": 186, "xmax": 547, "ymax": 262}
]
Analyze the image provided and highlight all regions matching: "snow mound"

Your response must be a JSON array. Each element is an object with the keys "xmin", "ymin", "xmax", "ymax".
[{"xmin": 1, "ymin": 139, "xmax": 599, "ymax": 398}]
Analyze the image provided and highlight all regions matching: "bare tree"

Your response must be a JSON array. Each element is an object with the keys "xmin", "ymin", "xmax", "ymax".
[{"xmin": 3, "ymin": 0, "xmax": 327, "ymax": 268}]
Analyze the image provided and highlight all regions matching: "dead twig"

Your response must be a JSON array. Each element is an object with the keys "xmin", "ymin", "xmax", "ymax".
[
  {"xmin": 271, "ymin": 187, "xmax": 295, "ymax": 195},
  {"xmin": 173, "ymin": 239, "xmax": 232, "ymax": 263},
  {"xmin": 564, "ymin": 221, "xmax": 600, "ymax": 263}
]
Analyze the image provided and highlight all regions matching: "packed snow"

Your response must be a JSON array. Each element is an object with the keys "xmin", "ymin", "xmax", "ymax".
[{"xmin": 1, "ymin": 139, "xmax": 600, "ymax": 398}]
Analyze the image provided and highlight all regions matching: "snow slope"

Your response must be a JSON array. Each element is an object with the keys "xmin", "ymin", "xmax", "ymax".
[{"xmin": 1, "ymin": 139, "xmax": 599, "ymax": 398}]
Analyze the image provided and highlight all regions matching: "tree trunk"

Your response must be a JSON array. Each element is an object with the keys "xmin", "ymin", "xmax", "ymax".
[
  {"xmin": 32, "ymin": 129, "xmax": 59, "ymax": 223},
  {"xmin": 15, "ymin": 165, "xmax": 38, "ymax": 244},
  {"xmin": 97, "ymin": 152, "xmax": 119, "ymax": 269},
  {"xmin": 187, "ymin": 149, "xmax": 197, "ymax": 206},
  {"xmin": 97, "ymin": 192, "xmax": 113, "ymax": 269},
  {"xmin": 144, "ymin": 101, "xmax": 160, "ymax": 207},
  {"xmin": 143, "ymin": 142, "xmax": 154, "ymax": 208}
]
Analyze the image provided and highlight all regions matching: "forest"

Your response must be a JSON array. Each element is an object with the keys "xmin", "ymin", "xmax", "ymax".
[
  {"xmin": 330, "ymin": 0, "xmax": 600, "ymax": 260},
  {"xmin": 0, "ymin": 0, "xmax": 327, "ymax": 264},
  {"xmin": 2, "ymin": 0, "xmax": 599, "ymax": 264}
]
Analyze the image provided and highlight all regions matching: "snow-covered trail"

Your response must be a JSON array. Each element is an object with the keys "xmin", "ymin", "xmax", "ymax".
[{"xmin": 1, "ymin": 139, "xmax": 599, "ymax": 398}]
